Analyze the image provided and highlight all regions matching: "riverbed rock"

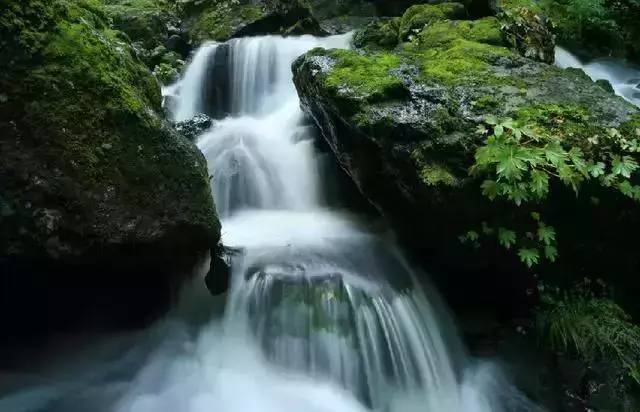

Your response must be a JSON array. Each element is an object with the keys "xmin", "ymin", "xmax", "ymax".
[
  {"xmin": 0, "ymin": 0, "xmax": 221, "ymax": 336},
  {"xmin": 175, "ymin": 114, "xmax": 214, "ymax": 141},
  {"xmin": 183, "ymin": 0, "xmax": 317, "ymax": 43},
  {"xmin": 293, "ymin": 4, "xmax": 640, "ymax": 317}
]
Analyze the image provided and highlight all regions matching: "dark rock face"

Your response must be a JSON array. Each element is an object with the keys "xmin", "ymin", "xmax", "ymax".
[
  {"xmin": 205, "ymin": 246, "xmax": 242, "ymax": 295},
  {"xmin": 184, "ymin": 0, "xmax": 322, "ymax": 43},
  {"xmin": 175, "ymin": 114, "xmax": 214, "ymax": 141},
  {"xmin": 202, "ymin": 43, "xmax": 232, "ymax": 119},
  {"xmin": 1, "ymin": 0, "xmax": 221, "ymax": 336},
  {"xmin": 293, "ymin": 7, "xmax": 640, "ymax": 316}
]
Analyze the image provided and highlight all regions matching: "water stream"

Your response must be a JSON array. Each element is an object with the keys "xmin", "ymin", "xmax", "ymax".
[
  {"xmin": 0, "ymin": 34, "xmax": 537, "ymax": 412},
  {"xmin": 555, "ymin": 47, "xmax": 640, "ymax": 107}
]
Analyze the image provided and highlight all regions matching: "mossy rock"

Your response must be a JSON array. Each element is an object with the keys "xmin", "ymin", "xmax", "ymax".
[
  {"xmin": 102, "ymin": 0, "xmax": 177, "ymax": 48},
  {"xmin": 352, "ymin": 17, "xmax": 400, "ymax": 49},
  {"xmin": 0, "ymin": 0, "xmax": 221, "ymax": 332},
  {"xmin": 293, "ymin": 3, "xmax": 640, "ymax": 330},
  {"xmin": 184, "ymin": 0, "xmax": 314, "ymax": 43},
  {"xmin": 399, "ymin": 2, "xmax": 467, "ymax": 40}
]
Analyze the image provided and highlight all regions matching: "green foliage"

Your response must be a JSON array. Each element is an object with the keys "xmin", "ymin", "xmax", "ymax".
[
  {"xmin": 539, "ymin": 0, "xmax": 640, "ymax": 59},
  {"xmin": 538, "ymin": 280, "xmax": 640, "ymax": 383},
  {"xmin": 399, "ymin": 2, "xmax": 466, "ymax": 41},
  {"xmin": 468, "ymin": 115, "xmax": 640, "ymax": 267},
  {"xmin": 472, "ymin": 116, "xmax": 640, "ymax": 205},
  {"xmin": 461, "ymin": 212, "xmax": 558, "ymax": 267}
]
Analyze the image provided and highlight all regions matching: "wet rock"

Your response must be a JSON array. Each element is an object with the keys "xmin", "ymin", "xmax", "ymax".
[
  {"xmin": 165, "ymin": 34, "xmax": 191, "ymax": 57},
  {"xmin": 293, "ymin": 4, "xmax": 640, "ymax": 318},
  {"xmin": 1, "ymin": 0, "xmax": 221, "ymax": 337},
  {"xmin": 595, "ymin": 78, "xmax": 615, "ymax": 93},
  {"xmin": 205, "ymin": 246, "xmax": 242, "ymax": 295},
  {"xmin": 175, "ymin": 114, "xmax": 214, "ymax": 141}
]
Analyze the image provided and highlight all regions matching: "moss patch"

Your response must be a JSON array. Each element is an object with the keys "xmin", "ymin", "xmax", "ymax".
[
  {"xmin": 189, "ymin": 1, "xmax": 264, "ymax": 42},
  {"xmin": 324, "ymin": 49, "xmax": 405, "ymax": 102},
  {"xmin": 399, "ymin": 2, "xmax": 467, "ymax": 41}
]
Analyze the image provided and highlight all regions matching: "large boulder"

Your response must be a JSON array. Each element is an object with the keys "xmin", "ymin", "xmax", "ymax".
[
  {"xmin": 0, "ymin": 0, "xmax": 221, "ymax": 336},
  {"xmin": 182, "ymin": 0, "xmax": 319, "ymax": 43},
  {"xmin": 293, "ymin": 5, "xmax": 640, "ymax": 316}
]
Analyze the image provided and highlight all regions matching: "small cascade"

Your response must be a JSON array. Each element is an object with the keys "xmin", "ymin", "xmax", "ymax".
[
  {"xmin": 0, "ymin": 34, "xmax": 538, "ymax": 412},
  {"xmin": 555, "ymin": 47, "xmax": 640, "ymax": 107}
]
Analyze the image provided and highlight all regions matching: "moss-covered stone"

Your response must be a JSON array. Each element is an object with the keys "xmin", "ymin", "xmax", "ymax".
[
  {"xmin": 0, "ymin": 0, "xmax": 220, "ymax": 291},
  {"xmin": 183, "ymin": 0, "xmax": 315, "ymax": 43},
  {"xmin": 103, "ymin": 0, "xmax": 175, "ymax": 48},
  {"xmin": 498, "ymin": 3, "xmax": 555, "ymax": 63},
  {"xmin": 399, "ymin": 2, "xmax": 467, "ymax": 40},
  {"xmin": 188, "ymin": 1, "xmax": 265, "ymax": 42},
  {"xmin": 293, "ymin": 4, "xmax": 640, "ymax": 358},
  {"xmin": 352, "ymin": 18, "xmax": 400, "ymax": 49}
]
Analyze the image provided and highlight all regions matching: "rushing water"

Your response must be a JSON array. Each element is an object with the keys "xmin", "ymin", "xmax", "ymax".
[
  {"xmin": 555, "ymin": 47, "xmax": 640, "ymax": 107},
  {"xmin": 1, "ymin": 34, "xmax": 536, "ymax": 412}
]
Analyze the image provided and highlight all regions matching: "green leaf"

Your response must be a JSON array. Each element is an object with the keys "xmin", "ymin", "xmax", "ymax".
[
  {"xmin": 518, "ymin": 248, "xmax": 540, "ymax": 267},
  {"xmin": 465, "ymin": 230, "xmax": 479, "ymax": 242},
  {"xmin": 485, "ymin": 115, "xmax": 498, "ymax": 125},
  {"xmin": 568, "ymin": 147, "xmax": 588, "ymax": 176},
  {"xmin": 611, "ymin": 155, "xmax": 638, "ymax": 178},
  {"xmin": 531, "ymin": 211, "xmax": 540, "ymax": 221},
  {"xmin": 544, "ymin": 142, "xmax": 565, "ymax": 167},
  {"xmin": 494, "ymin": 124, "xmax": 504, "ymax": 137},
  {"xmin": 537, "ymin": 224, "xmax": 556, "ymax": 245},
  {"xmin": 481, "ymin": 179, "xmax": 499, "ymax": 200},
  {"xmin": 496, "ymin": 146, "xmax": 527, "ymax": 181},
  {"xmin": 544, "ymin": 245, "xmax": 558, "ymax": 262},
  {"xmin": 507, "ymin": 182, "xmax": 529, "ymax": 205},
  {"xmin": 498, "ymin": 228, "xmax": 517, "ymax": 249},
  {"xmin": 558, "ymin": 164, "xmax": 582, "ymax": 192},
  {"xmin": 530, "ymin": 169, "xmax": 549, "ymax": 198},
  {"xmin": 587, "ymin": 161, "xmax": 606, "ymax": 178}
]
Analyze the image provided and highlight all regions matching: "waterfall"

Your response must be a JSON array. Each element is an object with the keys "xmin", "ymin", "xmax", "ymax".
[
  {"xmin": 0, "ymin": 35, "xmax": 537, "ymax": 412},
  {"xmin": 160, "ymin": 34, "xmax": 535, "ymax": 411},
  {"xmin": 555, "ymin": 47, "xmax": 640, "ymax": 107}
]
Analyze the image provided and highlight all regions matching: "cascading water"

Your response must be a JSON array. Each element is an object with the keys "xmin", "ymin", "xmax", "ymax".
[
  {"xmin": 160, "ymin": 33, "xmax": 535, "ymax": 412},
  {"xmin": 555, "ymin": 47, "xmax": 640, "ymax": 107},
  {"xmin": 0, "ymin": 34, "xmax": 536, "ymax": 412}
]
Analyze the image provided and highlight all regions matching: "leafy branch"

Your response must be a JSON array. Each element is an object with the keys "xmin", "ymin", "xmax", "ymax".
[{"xmin": 463, "ymin": 116, "xmax": 640, "ymax": 267}]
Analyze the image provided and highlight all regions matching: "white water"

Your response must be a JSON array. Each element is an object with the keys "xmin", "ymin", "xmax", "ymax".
[
  {"xmin": 555, "ymin": 47, "xmax": 640, "ymax": 107},
  {"xmin": 0, "ymin": 35, "xmax": 536, "ymax": 412}
]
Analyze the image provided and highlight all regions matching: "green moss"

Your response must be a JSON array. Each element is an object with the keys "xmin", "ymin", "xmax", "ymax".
[
  {"xmin": 620, "ymin": 114, "xmax": 640, "ymax": 138},
  {"xmin": 399, "ymin": 2, "xmax": 467, "ymax": 40},
  {"xmin": 420, "ymin": 162, "xmax": 461, "ymax": 186},
  {"xmin": 413, "ymin": 38, "xmax": 515, "ymax": 86},
  {"xmin": 190, "ymin": 2, "xmax": 264, "ymax": 42},
  {"xmin": 1, "ymin": 0, "xmax": 218, "ymax": 238},
  {"xmin": 325, "ymin": 49, "xmax": 405, "ymax": 102},
  {"xmin": 352, "ymin": 18, "xmax": 400, "ymax": 50},
  {"xmin": 411, "ymin": 18, "xmax": 505, "ymax": 48},
  {"xmin": 514, "ymin": 103, "xmax": 598, "ymax": 141},
  {"xmin": 474, "ymin": 95, "xmax": 500, "ymax": 110}
]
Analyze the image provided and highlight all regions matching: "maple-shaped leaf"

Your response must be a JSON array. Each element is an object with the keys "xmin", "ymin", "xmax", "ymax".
[
  {"xmin": 587, "ymin": 161, "xmax": 606, "ymax": 178},
  {"xmin": 481, "ymin": 179, "xmax": 499, "ymax": 200},
  {"xmin": 498, "ymin": 228, "xmax": 516, "ymax": 249},
  {"xmin": 518, "ymin": 248, "xmax": 540, "ymax": 267},
  {"xmin": 537, "ymin": 224, "xmax": 556, "ymax": 245},
  {"xmin": 544, "ymin": 245, "xmax": 558, "ymax": 262},
  {"xmin": 611, "ymin": 155, "xmax": 638, "ymax": 178}
]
